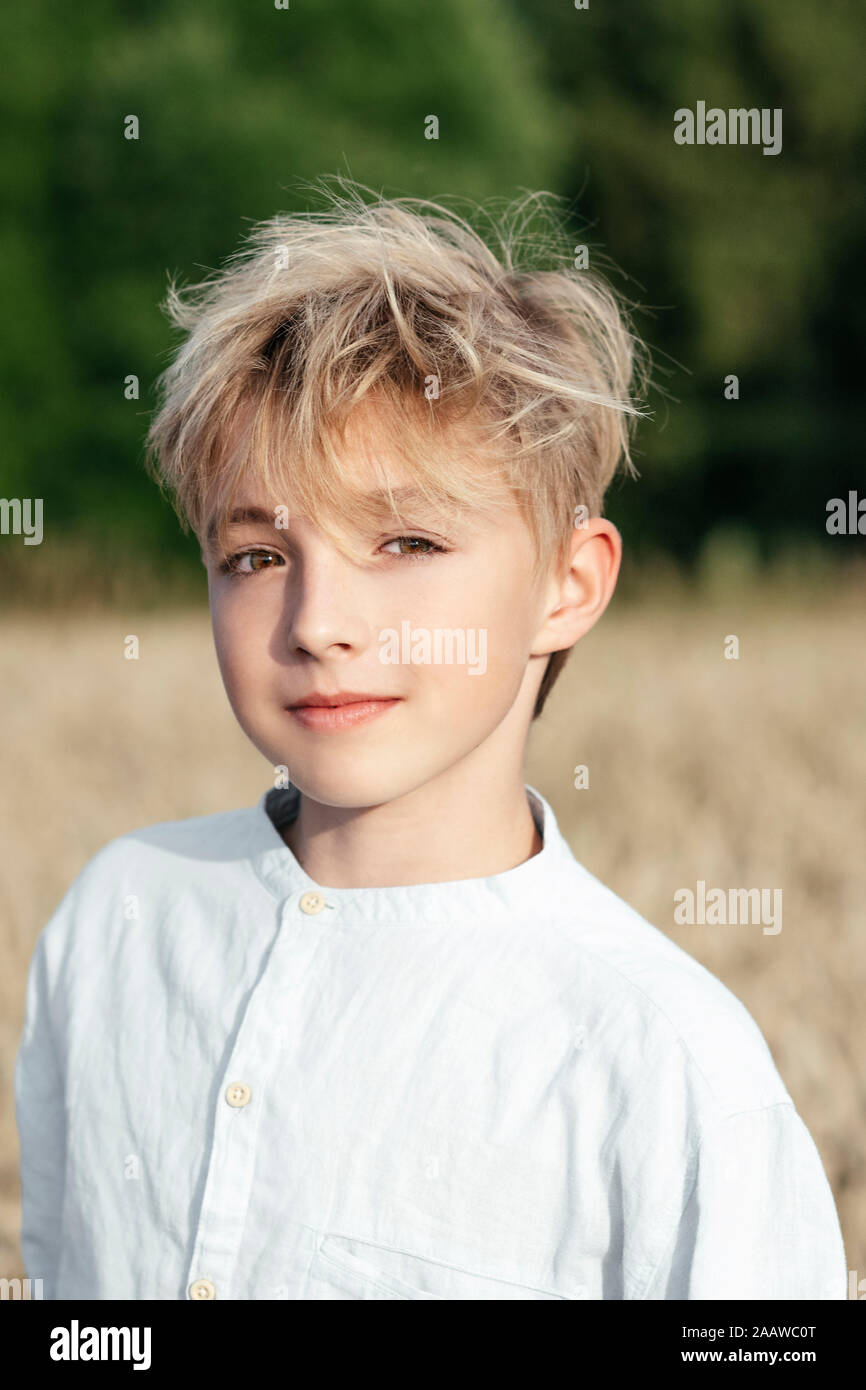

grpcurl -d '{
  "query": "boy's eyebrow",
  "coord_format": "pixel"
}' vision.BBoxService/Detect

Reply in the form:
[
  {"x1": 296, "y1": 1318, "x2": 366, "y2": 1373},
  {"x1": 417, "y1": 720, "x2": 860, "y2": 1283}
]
[
  {"x1": 225, "y1": 506, "x2": 274, "y2": 530},
  {"x1": 206, "y1": 488, "x2": 459, "y2": 541},
  {"x1": 205, "y1": 507, "x2": 273, "y2": 542}
]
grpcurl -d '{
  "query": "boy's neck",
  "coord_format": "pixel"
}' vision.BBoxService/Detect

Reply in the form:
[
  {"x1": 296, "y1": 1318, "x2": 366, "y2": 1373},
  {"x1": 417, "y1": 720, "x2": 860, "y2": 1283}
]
[{"x1": 280, "y1": 769, "x2": 543, "y2": 890}]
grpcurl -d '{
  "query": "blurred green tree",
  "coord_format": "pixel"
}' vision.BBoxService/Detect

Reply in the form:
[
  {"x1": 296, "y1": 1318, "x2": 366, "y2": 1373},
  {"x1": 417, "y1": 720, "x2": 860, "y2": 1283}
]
[
  {"x1": 0, "y1": 0, "x2": 566, "y2": 583},
  {"x1": 514, "y1": 0, "x2": 866, "y2": 563},
  {"x1": 1, "y1": 0, "x2": 864, "y2": 601}
]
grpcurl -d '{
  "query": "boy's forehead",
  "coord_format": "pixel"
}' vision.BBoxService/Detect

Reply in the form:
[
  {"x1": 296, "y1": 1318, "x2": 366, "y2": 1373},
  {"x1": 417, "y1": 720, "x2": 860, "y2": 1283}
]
[
  {"x1": 220, "y1": 484, "x2": 456, "y2": 532},
  {"x1": 214, "y1": 393, "x2": 514, "y2": 528},
  {"x1": 222, "y1": 394, "x2": 430, "y2": 490}
]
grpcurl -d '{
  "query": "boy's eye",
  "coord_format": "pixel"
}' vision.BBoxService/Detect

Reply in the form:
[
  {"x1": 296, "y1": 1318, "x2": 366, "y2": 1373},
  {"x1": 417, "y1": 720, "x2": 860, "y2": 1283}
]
[
  {"x1": 219, "y1": 536, "x2": 447, "y2": 576},
  {"x1": 381, "y1": 536, "x2": 447, "y2": 560},
  {"x1": 221, "y1": 548, "x2": 285, "y2": 576}
]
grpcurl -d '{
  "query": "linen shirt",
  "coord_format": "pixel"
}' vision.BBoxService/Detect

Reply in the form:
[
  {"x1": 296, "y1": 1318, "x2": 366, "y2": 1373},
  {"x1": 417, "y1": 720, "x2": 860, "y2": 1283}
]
[{"x1": 15, "y1": 782, "x2": 847, "y2": 1300}]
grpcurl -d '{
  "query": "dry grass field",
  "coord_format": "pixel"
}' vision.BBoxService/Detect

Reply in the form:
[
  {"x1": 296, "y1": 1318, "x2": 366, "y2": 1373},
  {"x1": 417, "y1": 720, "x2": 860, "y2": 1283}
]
[{"x1": 2, "y1": 577, "x2": 864, "y2": 1293}]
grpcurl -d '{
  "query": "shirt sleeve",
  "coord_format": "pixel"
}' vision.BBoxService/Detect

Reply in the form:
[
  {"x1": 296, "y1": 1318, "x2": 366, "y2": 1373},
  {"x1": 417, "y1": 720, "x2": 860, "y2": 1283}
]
[
  {"x1": 14, "y1": 928, "x2": 67, "y2": 1301},
  {"x1": 642, "y1": 1102, "x2": 848, "y2": 1300}
]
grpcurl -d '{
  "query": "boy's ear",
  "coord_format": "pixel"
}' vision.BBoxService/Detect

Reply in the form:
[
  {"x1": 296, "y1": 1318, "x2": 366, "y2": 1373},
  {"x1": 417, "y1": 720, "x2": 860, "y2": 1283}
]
[{"x1": 531, "y1": 518, "x2": 621, "y2": 657}]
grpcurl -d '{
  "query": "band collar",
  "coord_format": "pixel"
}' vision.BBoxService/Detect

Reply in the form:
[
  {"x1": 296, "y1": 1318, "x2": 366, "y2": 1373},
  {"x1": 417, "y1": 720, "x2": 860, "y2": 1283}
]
[{"x1": 245, "y1": 780, "x2": 572, "y2": 926}]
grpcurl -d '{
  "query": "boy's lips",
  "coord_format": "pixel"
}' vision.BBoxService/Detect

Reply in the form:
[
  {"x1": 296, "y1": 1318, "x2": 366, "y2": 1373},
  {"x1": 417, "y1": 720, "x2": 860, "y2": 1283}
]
[
  {"x1": 286, "y1": 694, "x2": 403, "y2": 732},
  {"x1": 289, "y1": 691, "x2": 397, "y2": 708}
]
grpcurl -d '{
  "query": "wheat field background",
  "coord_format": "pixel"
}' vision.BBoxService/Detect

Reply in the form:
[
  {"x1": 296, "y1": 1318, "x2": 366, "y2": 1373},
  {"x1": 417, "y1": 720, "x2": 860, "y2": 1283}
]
[{"x1": 2, "y1": 576, "x2": 864, "y2": 1292}]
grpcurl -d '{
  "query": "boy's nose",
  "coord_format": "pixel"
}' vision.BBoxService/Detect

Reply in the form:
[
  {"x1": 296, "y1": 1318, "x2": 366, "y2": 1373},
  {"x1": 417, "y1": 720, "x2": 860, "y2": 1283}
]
[{"x1": 284, "y1": 567, "x2": 371, "y2": 660}]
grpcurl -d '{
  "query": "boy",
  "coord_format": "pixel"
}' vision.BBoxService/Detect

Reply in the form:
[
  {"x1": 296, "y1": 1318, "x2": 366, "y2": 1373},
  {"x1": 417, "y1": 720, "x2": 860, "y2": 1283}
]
[{"x1": 15, "y1": 180, "x2": 846, "y2": 1300}]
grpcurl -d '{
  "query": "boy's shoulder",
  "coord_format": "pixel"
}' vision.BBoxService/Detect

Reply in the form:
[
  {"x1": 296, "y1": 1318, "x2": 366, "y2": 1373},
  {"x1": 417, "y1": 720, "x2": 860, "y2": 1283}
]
[
  {"x1": 75, "y1": 802, "x2": 264, "y2": 880},
  {"x1": 38, "y1": 802, "x2": 268, "y2": 946},
  {"x1": 547, "y1": 848, "x2": 793, "y2": 1120}
]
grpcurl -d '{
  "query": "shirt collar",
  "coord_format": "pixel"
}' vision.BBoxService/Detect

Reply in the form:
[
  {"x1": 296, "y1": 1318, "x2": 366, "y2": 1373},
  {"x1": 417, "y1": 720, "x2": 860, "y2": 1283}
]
[{"x1": 245, "y1": 779, "x2": 574, "y2": 926}]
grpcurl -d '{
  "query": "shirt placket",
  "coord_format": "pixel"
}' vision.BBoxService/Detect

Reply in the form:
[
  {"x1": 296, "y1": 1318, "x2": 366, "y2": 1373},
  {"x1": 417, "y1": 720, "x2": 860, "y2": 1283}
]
[{"x1": 184, "y1": 887, "x2": 333, "y2": 1300}]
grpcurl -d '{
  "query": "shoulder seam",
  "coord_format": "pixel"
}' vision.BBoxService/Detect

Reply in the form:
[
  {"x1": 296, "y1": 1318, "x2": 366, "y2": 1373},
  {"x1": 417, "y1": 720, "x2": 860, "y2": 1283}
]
[{"x1": 555, "y1": 932, "x2": 790, "y2": 1113}]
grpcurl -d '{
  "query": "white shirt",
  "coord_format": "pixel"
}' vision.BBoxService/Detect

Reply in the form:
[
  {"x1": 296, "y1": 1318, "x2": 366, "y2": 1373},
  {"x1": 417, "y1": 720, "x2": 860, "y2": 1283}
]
[{"x1": 15, "y1": 782, "x2": 847, "y2": 1300}]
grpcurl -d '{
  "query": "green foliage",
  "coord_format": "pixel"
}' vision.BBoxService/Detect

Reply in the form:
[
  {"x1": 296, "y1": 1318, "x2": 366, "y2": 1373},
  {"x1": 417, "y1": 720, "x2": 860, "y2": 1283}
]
[
  {"x1": 514, "y1": 0, "x2": 866, "y2": 559},
  {"x1": 0, "y1": 0, "x2": 863, "y2": 592},
  {"x1": 0, "y1": 0, "x2": 563, "y2": 573}
]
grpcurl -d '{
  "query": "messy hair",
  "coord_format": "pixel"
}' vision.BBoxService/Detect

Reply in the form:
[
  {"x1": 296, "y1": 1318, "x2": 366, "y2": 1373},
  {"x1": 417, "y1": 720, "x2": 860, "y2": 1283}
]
[{"x1": 144, "y1": 174, "x2": 649, "y2": 718}]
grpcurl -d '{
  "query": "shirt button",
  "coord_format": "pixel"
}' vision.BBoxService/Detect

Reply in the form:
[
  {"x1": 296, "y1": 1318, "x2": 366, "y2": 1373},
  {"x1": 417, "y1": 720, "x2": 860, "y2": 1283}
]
[
  {"x1": 299, "y1": 891, "x2": 325, "y2": 914},
  {"x1": 225, "y1": 1081, "x2": 252, "y2": 1108},
  {"x1": 189, "y1": 1278, "x2": 216, "y2": 1300}
]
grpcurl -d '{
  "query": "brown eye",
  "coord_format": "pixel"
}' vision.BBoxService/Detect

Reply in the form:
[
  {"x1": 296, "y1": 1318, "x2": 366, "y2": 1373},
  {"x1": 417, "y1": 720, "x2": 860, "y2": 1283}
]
[
  {"x1": 382, "y1": 536, "x2": 445, "y2": 558},
  {"x1": 248, "y1": 550, "x2": 280, "y2": 571},
  {"x1": 221, "y1": 548, "x2": 285, "y2": 577}
]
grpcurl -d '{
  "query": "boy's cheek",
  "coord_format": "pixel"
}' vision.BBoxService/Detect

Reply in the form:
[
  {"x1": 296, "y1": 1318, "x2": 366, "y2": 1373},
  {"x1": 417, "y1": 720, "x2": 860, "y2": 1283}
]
[{"x1": 209, "y1": 620, "x2": 268, "y2": 710}]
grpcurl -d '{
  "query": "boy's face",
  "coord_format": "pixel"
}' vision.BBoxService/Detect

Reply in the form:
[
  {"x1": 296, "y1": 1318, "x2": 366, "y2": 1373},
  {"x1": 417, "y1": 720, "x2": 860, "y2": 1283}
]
[{"x1": 204, "y1": 408, "x2": 562, "y2": 810}]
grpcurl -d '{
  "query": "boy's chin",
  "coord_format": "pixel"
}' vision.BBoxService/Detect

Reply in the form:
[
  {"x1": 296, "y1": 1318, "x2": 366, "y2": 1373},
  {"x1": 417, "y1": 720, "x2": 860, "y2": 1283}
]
[{"x1": 271, "y1": 757, "x2": 435, "y2": 813}]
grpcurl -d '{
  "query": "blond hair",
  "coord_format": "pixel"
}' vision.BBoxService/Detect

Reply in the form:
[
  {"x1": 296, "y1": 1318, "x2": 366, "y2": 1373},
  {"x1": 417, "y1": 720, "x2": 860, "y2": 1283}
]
[{"x1": 144, "y1": 175, "x2": 648, "y2": 717}]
